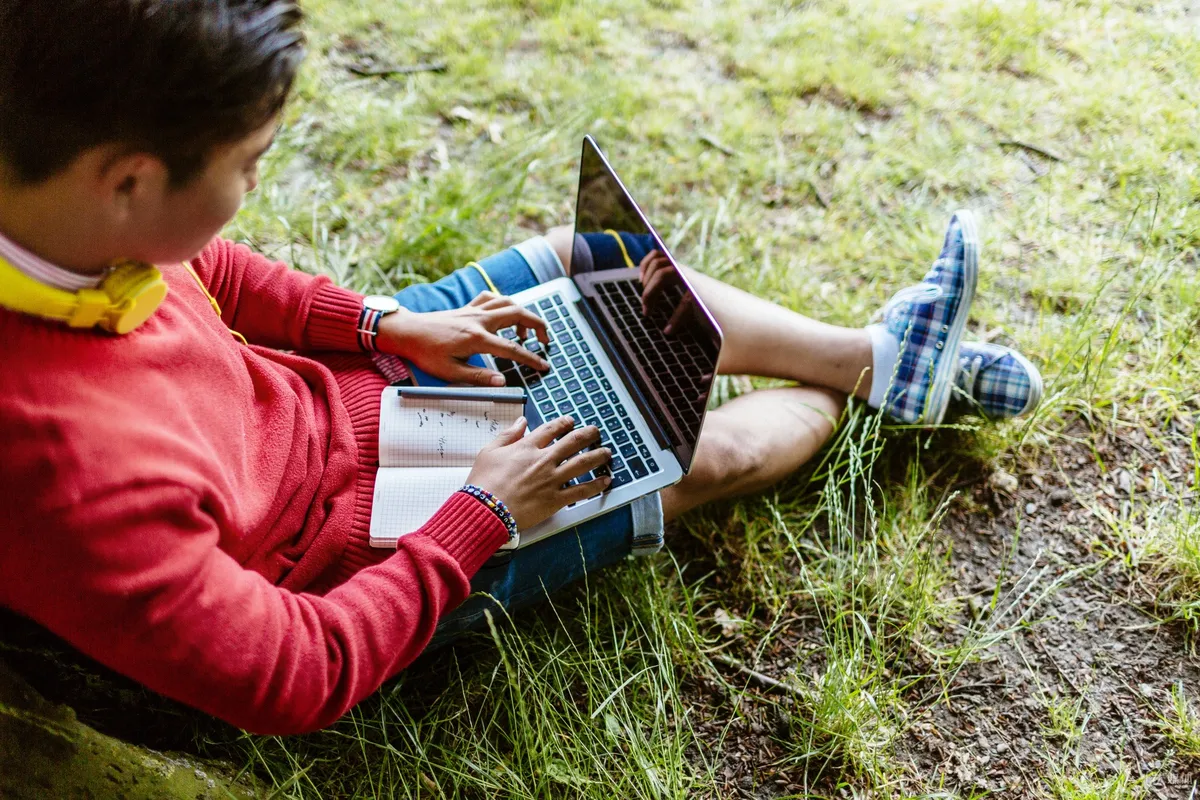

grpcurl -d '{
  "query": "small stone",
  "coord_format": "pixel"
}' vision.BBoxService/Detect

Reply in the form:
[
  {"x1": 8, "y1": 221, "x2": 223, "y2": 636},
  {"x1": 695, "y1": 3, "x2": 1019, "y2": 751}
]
[
  {"x1": 1049, "y1": 489, "x2": 1072, "y2": 506},
  {"x1": 989, "y1": 469, "x2": 1019, "y2": 495},
  {"x1": 1025, "y1": 502, "x2": 1037, "y2": 515},
  {"x1": 713, "y1": 608, "x2": 743, "y2": 638}
]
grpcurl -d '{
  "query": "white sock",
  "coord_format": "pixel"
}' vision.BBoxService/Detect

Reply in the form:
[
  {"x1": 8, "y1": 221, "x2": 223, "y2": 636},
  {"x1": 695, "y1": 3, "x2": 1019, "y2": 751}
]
[{"x1": 866, "y1": 323, "x2": 899, "y2": 409}]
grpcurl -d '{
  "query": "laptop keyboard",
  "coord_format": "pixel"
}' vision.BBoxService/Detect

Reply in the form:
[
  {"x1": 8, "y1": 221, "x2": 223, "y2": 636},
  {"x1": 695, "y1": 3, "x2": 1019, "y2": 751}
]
[
  {"x1": 494, "y1": 293, "x2": 661, "y2": 495},
  {"x1": 595, "y1": 279, "x2": 711, "y2": 437}
]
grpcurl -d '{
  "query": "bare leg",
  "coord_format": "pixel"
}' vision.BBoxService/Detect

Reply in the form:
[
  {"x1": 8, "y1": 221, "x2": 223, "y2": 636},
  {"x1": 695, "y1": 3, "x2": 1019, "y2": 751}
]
[
  {"x1": 660, "y1": 386, "x2": 844, "y2": 521},
  {"x1": 683, "y1": 269, "x2": 872, "y2": 399},
  {"x1": 543, "y1": 226, "x2": 874, "y2": 400}
]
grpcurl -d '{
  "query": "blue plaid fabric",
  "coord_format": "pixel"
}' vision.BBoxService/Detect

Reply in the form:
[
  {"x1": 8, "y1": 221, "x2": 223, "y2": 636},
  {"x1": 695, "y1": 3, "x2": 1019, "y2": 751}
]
[
  {"x1": 879, "y1": 210, "x2": 979, "y2": 425},
  {"x1": 953, "y1": 342, "x2": 1043, "y2": 419}
]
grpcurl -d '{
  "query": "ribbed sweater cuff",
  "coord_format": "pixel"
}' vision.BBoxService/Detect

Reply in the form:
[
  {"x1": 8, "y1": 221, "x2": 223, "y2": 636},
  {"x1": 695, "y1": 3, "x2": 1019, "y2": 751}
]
[
  {"x1": 307, "y1": 283, "x2": 364, "y2": 351},
  {"x1": 415, "y1": 491, "x2": 510, "y2": 577}
]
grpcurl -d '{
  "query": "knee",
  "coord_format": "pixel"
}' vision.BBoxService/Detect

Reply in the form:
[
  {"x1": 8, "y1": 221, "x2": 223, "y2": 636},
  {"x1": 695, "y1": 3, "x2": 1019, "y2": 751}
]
[
  {"x1": 544, "y1": 225, "x2": 574, "y2": 272},
  {"x1": 686, "y1": 423, "x2": 771, "y2": 490},
  {"x1": 731, "y1": 428, "x2": 775, "y2": 483}
]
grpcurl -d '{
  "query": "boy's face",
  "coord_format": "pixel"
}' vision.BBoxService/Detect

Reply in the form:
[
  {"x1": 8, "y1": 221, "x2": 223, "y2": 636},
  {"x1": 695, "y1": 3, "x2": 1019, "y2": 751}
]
[{"x1": 131, "y1": 117, "x2": 278, "y2": 265}]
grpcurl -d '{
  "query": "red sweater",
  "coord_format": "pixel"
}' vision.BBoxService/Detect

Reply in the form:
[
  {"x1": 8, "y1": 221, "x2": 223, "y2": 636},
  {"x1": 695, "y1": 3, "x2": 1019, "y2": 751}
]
[{"x1": 0, "y1": 238, "x2": 509, "y2": 734}]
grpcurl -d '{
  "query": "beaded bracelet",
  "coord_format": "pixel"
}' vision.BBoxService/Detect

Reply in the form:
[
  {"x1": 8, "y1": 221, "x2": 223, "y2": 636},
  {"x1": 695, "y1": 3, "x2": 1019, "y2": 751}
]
[{"x1": 458, "y1": 484, "x2": 519, "y2": 543}]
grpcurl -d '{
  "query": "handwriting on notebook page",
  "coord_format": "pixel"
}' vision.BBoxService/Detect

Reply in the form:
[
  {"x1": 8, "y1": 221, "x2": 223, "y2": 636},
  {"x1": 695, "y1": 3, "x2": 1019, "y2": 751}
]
[{"x1": 378, "y1": 394, "x2": 522, "y2": 468}]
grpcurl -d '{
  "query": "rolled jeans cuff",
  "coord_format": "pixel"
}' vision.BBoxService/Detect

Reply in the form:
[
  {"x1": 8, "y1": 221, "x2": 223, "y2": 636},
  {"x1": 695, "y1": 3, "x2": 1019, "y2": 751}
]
[
  {"x1": 630, "y1": 492, "x2": 665, "y2": 557},
  {"x1": 512, "y1": 237, "x2": 567, "y2": 285}
]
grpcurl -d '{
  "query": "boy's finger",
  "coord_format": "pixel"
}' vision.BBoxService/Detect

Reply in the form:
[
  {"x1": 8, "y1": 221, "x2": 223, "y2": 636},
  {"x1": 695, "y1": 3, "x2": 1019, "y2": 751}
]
[
  {"x1": 547, "y1": 425, "x2": 601, "y2": 462},
  {"x1": 451, "y1": 362, "x2": 507, "y2": 387},
  {"x1": 642, "y1": 257, "x2": 677, "y2": 309},
  {"x1": 489, "y1": 308, "x2": 549, "y2": 344},
  {"x1": 477, "y1": 295, "x2": 511, "y2": 311},
  {"x1": 486, "y1": 334, "x2": 550, "y2": 372},
  {"x1": 641, "y1": 268, "x2": 670, "y2": 314},
  {"x1": 638, "y1": 250, "x2": 657, "y2": 272},
  {"x1": 493, "y1": 416, "x2": 527, "y2": 445},
  {"x1": 469, "y1": 291, "x2": 497, "y2": 306},
  {"x1": 639, "y1": 250, "x2": 667, "y2": 284},
  {"x1": 564, "y1": 475, "x2": 612, "y2": 504},
  {"x1": 527, "y1": 415, "x2": 575, "y2": 447},
  {"x1": 557, "y1": 446, "x2": 612, "y2": 480},
  {"x1": 664, "y1": 294, "x2": 694, "y2": 335}
]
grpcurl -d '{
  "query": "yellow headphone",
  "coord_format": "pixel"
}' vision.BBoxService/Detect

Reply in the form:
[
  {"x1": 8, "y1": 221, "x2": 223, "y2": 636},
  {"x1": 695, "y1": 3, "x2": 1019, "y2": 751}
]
[
  {"x1": 0, "y1": 252, "x2": 245, "y2": 342},
  {"x1": 0, "y1": 254, "x2": 166, "y2": 334}
]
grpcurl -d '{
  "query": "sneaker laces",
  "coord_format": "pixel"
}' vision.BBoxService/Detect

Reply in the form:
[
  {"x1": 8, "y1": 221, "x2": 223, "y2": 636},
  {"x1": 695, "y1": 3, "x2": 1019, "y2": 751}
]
[
  {"x1": 886, "y1": 283, "x2": 943, "y2": 309},
  {"x1": 874, "y1": 283, "x2": 943, "y2": 326},
  {"x1": 957, "y1": 352, "x2": 984, "y2": 395}
]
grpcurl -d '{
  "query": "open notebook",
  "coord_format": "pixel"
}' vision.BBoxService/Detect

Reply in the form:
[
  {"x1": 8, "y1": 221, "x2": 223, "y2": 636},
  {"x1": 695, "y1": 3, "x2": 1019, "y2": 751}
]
[{"x1": 369, "y1": 386, "x2": 526, "y2": 548}]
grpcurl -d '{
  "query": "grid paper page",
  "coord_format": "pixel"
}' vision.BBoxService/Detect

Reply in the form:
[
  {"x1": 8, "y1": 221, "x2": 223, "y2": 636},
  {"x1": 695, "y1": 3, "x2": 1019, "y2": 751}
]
[
  {"x1": 378, "y1": 388, "x2": 523, "y2": 468},
  {"x1": 369, "y1": 466, "x2": 472, "y2": 545}
]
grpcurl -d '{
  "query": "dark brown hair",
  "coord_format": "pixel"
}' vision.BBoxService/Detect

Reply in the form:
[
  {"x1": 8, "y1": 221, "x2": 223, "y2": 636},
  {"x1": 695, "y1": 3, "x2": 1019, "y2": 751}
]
[{"x1": 0, "y1": 0, "x2": 305, "y2": 186}]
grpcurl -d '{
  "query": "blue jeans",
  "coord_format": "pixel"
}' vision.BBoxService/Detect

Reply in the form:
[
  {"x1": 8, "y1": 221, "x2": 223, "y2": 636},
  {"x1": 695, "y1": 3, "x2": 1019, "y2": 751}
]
[{"x1": 387, "y1": 238, "x2": 665, "y2": 645}]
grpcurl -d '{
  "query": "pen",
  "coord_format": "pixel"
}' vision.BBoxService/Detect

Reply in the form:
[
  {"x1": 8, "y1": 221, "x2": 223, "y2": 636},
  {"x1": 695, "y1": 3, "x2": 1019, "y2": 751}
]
[{"x1": 396, "y1": 386, "x2": 528, "y2": 404}]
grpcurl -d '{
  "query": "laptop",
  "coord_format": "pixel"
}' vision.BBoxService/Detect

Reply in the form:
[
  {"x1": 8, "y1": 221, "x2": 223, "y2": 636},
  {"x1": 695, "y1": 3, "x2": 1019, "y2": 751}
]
[{"x1": 489, "y1": 136, "x2": 725, "y2": 547}]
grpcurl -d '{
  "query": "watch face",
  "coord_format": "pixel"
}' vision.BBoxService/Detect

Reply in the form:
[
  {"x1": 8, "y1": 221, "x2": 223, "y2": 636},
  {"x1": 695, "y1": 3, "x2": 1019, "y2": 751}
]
[{"x1": 364, "y1": 295, "x2": 401, "y2": 313}]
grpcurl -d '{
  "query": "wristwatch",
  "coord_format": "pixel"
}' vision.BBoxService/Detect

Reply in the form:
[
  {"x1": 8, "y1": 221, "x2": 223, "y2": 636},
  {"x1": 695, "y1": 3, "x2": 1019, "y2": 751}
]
[{"x1": 357, "y1": 295, "x2": 401, "y2": 352}]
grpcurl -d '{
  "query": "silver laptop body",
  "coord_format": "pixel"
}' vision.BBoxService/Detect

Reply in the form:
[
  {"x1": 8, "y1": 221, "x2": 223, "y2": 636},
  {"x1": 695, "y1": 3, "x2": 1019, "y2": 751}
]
[{"x1": 488, "y1": 136, "x2": 724, "y2": 548}]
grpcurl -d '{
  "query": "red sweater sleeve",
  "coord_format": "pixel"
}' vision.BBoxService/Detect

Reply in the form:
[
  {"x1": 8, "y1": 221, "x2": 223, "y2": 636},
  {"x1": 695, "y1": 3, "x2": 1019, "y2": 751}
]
[
  {"x1": 0, "y1": 484, "x2": 508, "y2": 735},
  {"x1": 188, "y1": 237, "x2": 364, "y2": 351}
]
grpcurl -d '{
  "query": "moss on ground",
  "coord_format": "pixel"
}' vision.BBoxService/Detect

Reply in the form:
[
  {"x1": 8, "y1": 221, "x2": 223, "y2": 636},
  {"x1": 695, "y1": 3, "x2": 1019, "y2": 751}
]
[{"x1": 0, "y1": 659, "x2": 259, "y2": 799}]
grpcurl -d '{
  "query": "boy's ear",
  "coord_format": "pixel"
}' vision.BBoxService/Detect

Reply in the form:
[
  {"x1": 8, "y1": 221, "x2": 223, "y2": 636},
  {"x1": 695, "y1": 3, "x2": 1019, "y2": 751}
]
[{"x1": 88, "y1": 147, "x2": 171, "y2": 223}]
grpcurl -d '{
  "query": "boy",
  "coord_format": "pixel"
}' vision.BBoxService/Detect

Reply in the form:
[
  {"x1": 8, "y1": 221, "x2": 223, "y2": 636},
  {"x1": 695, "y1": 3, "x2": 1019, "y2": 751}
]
[{"x1": 0, "y1": 0, "x2": 1041, "y2": 736}]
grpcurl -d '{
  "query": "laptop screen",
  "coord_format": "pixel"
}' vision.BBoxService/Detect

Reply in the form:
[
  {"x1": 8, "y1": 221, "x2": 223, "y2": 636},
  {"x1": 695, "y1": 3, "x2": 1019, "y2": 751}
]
[{"x1": 569, "y1": 136, "x2": 722, "y2": 473}]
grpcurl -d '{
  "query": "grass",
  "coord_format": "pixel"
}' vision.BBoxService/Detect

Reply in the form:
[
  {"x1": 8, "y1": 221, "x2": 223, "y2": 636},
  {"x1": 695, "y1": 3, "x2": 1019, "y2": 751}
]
[
  {"x1": 1157, "y1": 683, "x2": 1200, "y2": 762},
  {"x1": 1043, "y1": 692, "x2": 1087, "y2": 749},
  {"x1": 11, "y1": 0, "x2": 1198, "y2": 797},
  {"x1": 1043, "y1": 765, "x2": 1157, "y2": 800},
  {"x1": 1095, "y1": 495, "x2": 1200, "y2": 633},
  {"x1": 213, "y1": 0, "x2": 1200, "y2": 795}
]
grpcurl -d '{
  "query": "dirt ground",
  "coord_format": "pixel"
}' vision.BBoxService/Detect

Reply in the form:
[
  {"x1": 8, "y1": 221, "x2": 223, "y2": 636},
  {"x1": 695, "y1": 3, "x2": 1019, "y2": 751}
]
[
  {"x1": 910, "y1": 425, "x2": 1200, "y2": 798},
  {"x1": 675, "y1": 414, "x2": 1200, "y2": 799}
]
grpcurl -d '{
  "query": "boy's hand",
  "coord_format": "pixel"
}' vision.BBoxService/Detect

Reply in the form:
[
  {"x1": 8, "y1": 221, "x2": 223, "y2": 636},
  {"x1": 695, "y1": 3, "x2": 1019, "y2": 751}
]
[
  {"x1": 466, "y1": 416, "x2": 612, "y2": 530},
  {"x1": 376, "y1": 292, "x2": 550, "y2": 386}
]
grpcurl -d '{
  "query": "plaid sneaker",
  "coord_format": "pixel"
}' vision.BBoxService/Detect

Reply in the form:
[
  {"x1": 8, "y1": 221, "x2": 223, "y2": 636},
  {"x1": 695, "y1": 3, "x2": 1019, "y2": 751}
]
[
  {"x1": 952, "y1": 342, "x2": 1043, "y2": 419},
  {"x1": 877, "y1": 210, "x2": 979, "y2": 425}
]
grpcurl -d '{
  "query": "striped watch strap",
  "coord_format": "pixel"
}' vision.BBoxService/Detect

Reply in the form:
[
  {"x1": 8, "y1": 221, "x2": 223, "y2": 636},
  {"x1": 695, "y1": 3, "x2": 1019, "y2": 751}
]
[{"x1": 357, "y1": 306, "x2": 383, "y2": 352}]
